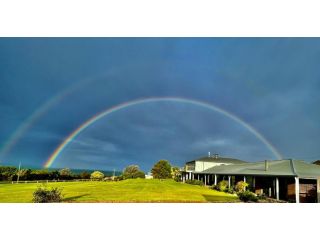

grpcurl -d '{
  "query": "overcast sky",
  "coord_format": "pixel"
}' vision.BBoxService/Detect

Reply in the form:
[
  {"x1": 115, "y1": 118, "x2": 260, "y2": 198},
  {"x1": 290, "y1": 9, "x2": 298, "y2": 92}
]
[{"x1": 0, "y1": 38, "x2": 319, "y2": 171}]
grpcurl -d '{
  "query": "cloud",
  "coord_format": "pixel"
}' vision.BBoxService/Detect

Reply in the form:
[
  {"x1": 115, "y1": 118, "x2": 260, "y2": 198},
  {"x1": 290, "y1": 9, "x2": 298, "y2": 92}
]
[{"x1": 192, "y1": 138, "x2": 231, "y2": 150}]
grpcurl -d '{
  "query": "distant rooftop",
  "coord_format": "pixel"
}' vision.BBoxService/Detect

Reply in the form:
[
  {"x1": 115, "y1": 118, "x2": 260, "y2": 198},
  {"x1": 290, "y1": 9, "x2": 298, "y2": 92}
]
[{"x1": 201, "y1": 159, "x2": 320, "y2": 178}]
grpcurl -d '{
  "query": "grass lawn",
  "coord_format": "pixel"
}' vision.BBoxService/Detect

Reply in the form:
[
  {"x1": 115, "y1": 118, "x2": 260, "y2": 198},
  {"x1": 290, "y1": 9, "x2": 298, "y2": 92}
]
[{"x1": 0, "y1": 179, "x2": 239, "y2": 203}]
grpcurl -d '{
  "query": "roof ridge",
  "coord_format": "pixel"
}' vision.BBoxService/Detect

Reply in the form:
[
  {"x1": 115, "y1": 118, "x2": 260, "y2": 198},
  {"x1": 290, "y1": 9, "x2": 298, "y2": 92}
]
[{"x1": 289, "y1": 159, "x2": 297, "y2": 176}]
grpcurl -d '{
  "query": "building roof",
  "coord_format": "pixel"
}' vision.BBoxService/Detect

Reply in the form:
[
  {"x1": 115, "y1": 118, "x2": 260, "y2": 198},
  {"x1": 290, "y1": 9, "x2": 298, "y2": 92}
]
[
  {"x1": 186, "y1": 156, "x2": 246, "y2": 165},
  {"x1": 200, "y1": 159, "x2": 320, "y2": 178}
]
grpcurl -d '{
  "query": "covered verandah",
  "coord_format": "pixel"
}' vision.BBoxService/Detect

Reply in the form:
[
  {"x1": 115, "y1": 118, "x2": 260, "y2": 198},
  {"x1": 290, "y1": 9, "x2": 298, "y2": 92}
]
[{"x1": 182, "y1": 160, "x2": 320, "y2": 203}]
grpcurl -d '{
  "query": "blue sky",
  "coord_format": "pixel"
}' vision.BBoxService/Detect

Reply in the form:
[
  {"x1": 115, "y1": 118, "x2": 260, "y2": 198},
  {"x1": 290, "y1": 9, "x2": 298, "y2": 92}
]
[{"x1": 0, "y1": 38, "x2": 320, "y2": 171}]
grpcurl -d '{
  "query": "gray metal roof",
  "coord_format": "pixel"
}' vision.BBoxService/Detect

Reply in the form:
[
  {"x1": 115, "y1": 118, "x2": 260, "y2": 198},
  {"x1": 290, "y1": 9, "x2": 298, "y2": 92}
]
[
  {"x1": 186, "y1": 156, "x2": 246, "y2": 164},
  {"x1": 200, "y1": 159, "x2": 320, "y2": 178}
]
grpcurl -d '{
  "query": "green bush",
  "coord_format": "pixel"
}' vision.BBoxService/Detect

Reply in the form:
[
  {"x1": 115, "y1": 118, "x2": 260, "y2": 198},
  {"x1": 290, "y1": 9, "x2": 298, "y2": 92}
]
[
  {"x1": 33, "y1": 185, "x2": 63, "y2": 203},
  {"x1": 211, "y1": 184, "x2": 218, "y2": 190},
  {"x1": 115, "y1": 175, "x2": 124, "y2": 181},
  {"x1": 217, "y1": 180, "x2": 228, "y2": 192},
  {"x1": 237, "y1": 191, "x2": 258, "y2": 202},
  {"x1": 185, "y1": 179, "x2": 204, "y2": 186},
  {"x1": 174, "y1": 175, "x2": 182, "y2": 182},
  {"x1": 235, "y1": 181, "x2": 249, "y2": 193},
  {"x1": 257, "y1": 194, "x2": 266, "y2": 200},
  {"x1": 171, "y1": 167, "x2": 181, "y2": 181},
  {"x1": 226, "y1": 188, "x2": 235, "y2": 194}
]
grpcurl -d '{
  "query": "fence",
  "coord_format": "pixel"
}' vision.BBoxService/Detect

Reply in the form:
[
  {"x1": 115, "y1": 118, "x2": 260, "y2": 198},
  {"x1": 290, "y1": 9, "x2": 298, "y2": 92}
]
[{"x1": 0, "y1": 179, "x2": 107, "y2": 184}]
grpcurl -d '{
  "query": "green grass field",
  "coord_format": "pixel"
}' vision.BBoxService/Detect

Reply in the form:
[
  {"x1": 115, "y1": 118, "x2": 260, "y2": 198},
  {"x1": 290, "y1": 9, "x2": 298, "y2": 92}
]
[{"x1": 0, "y1": 179, "x2": 239, "y2": 203}]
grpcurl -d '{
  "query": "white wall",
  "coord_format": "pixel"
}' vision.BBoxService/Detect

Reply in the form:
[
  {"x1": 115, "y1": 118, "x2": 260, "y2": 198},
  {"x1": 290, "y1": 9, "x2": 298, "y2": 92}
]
[{"x1": 195, "y1": 161, "x2": 231, "y2": 172}]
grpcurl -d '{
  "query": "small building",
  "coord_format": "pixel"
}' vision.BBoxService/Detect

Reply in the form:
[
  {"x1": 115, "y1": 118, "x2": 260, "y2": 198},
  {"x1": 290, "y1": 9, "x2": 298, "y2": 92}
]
[
  {"x1": 145, "y1": 172, "x2": 153, "y2": 179},
  {"x1": 182, "y1": 157, "x2": 320, "y2": 203}
]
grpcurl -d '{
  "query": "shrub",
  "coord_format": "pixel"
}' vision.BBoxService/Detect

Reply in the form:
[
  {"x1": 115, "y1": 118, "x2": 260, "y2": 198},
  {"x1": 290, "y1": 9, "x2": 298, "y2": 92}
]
[
  {"x1": 174, "y1": 175, "x2": 182, "y2": 182},
  {"x1": 227, "y1": 188, "x2": 235, "y2": 194},
  {"x1": 235, "y1": 181, "x2": 249, "y2": 193},
  {"x1": 237, "y1": 191, "x2": 258, "y2": 202},
  {"x1": 217, "y1": 180, "x2": 229, "y2": 192},
  {"x1": 257, "y1": 194, "x2": 266, "y2": 200},
  {"x1": 32, "y1": 185, "x2": 63, "y2": 203},
  {"x1": 114, "y1": 175, "x2": 124, "y2": 181},
  {"x1": 185, "y1": 179, "x2": 204, "y2": 186},
  {"x1": 90, "y1": 171, "x2": 104, "y2": 180},
  {"x1": 171, "y1": 167, "x2": 181, "y2": 181},
  {"x1": 211, "y1": 184, "x2": 218, "y2": 190}
]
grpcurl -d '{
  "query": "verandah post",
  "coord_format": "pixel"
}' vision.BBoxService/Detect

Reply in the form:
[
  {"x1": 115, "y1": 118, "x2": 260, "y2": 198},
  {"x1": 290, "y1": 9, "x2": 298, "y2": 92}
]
[{"x1": 295, "y1": 177, "x2": 300, "y2": 203}]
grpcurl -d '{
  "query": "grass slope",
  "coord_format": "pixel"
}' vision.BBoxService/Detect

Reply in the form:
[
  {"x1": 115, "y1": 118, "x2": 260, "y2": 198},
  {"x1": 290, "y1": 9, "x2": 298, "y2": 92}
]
[{"x1": 0, "y1": 179, "x2": 239, "y2": 203}]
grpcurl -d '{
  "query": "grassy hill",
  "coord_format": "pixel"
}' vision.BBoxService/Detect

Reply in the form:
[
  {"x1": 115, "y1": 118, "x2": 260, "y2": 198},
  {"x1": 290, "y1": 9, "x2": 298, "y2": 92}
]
[{"x1": 0, "y1": 179, "x2": 239, "y2": 203}]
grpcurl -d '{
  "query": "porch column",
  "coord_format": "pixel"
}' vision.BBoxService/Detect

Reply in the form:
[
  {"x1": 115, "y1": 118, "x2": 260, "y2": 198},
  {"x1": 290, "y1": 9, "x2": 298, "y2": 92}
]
[
  {"x1": 317, "y1": 177, "x2": 320, "y2": 203},
  {"x1": 228, "y1": 176, "x2": 231, "y2": 188},
  {"x1": 204, "y1": 174, "x2": 207, "y2": 186},
  {"x1": 197, "y1": 174, "x2": 199, "y2": 181},
  {"x1": 295, "y1": 177, "x2": 300, "y2": 203},
  {"x1": 214, "y1": 174, "x2": 217, "y2": 185},
  {"x1": 276, "y1": 177, "x2": 279, "y2": 201},
  {"x1": 189, "y1": 172, "x2": 191, "y2": 180},
  {"x1": 243, "y1": 176, "x2": 246, "y2": 191},
  {"x1": 191, "y1": 173, "x2": 194, "y2": 180},
  {"x1": 253, "y1": 176, "x2": 256, "y2": 188},
  {"x1": 183, "y1": 173, "x2": 185, "y2": 183}
]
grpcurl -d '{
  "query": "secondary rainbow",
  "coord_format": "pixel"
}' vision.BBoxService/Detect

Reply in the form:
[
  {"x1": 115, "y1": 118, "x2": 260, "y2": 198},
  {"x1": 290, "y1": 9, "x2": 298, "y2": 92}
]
[
  {"x1": 44, "y1": 97, "x2": 282, "y2": 168},
  {"x1": 0, "y1": 72, "x2": 113, "y2": 162}
]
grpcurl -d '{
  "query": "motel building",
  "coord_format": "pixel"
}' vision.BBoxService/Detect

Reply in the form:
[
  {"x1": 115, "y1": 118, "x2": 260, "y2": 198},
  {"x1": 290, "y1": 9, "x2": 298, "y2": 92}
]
[{"x1": 181, "y1": 154, "x2": 320, "y2": 203}]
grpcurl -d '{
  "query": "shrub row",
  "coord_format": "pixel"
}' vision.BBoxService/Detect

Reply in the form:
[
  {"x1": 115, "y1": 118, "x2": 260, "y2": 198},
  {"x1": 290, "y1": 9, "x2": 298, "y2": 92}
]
[
  {"x1": 237, "y1": 191, "x2": 258, "y2": 202},
  {"x1": 185, "y1": 179, "x2": 204, "y2": 186}
]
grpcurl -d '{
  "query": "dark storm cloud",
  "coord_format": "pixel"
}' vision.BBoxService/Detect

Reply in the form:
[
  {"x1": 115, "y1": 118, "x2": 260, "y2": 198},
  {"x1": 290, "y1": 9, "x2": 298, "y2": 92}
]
[{"x1": 1, "y1": 38, "x2": 320, "y2": 170}]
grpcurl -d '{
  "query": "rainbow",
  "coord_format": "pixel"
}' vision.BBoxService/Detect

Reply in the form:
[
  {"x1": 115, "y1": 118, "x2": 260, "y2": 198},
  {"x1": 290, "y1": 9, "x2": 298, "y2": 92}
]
[
  {"x1": 44, "y1": 97, "x2": 282, "y2": 168},
  {"x1": 0, "y1": 73, "x2": 112, "y2": 162}
]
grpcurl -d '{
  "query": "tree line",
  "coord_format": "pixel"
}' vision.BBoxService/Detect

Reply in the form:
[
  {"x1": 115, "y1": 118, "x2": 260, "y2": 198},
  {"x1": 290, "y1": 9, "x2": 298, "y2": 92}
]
[
  {"x1": 0, "y1": 166, "x2": 91, "y2": 181},
  {"x1": 0, "y1": 159, "x2": 181, "y2": 182}
]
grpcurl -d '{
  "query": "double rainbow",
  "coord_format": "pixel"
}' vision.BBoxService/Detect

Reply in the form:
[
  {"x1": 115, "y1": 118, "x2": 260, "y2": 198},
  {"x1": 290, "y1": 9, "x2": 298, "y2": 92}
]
[{"x1": 44, "y1": 97, "x2": 282, "y2": 168}]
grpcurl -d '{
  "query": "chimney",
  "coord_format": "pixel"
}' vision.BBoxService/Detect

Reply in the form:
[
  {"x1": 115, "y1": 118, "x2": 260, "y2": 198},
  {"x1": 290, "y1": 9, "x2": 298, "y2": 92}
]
[{"x1": 265, "y1": 160, "x2": 269, "y2": 171}]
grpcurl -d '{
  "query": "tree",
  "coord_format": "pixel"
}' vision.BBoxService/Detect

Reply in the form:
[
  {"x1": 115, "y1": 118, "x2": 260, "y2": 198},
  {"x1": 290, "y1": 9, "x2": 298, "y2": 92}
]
[
  {"x1": 18, "y1": 169, "x2": 32, "y2": 181},
  {"x1": 151, "y1": 160, "x2": 172, "y2": 179},
  {"x1": 90, "y1": 171, "x2": 104, "y2": 180},
  {"x1": 0, "y1": 166, "x2": 17, "y2": 181},
  {"x1": 122, "y1": 165, "x2": 145, "y2": 179},
  {"x1": 59, "y1": 168, "x2": 72, "y2": 179},
  {"x1": 313, "y1": 160, "x2": 320, "y2": 165},
  {"x1": 80, "y1": 171, "x2": 90, "y2": 179}
]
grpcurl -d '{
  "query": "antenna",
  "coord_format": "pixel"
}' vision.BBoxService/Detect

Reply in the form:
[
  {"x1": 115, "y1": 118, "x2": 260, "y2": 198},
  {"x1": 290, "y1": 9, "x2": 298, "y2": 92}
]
[{"x1": 16, "y1": 162, "x2": 21, "y2": 183}]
